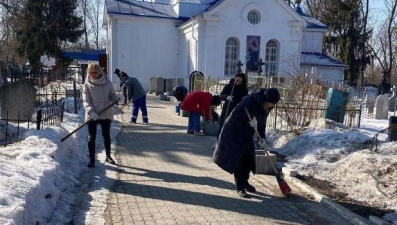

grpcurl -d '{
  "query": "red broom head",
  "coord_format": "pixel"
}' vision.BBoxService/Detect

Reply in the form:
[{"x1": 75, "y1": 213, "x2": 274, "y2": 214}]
[
  {"x1": 279, "y1": 179, "x2": 292, "y2": 196},
  {"x1": 276, "y1": 174, "x2": 292, "y2": 196}
]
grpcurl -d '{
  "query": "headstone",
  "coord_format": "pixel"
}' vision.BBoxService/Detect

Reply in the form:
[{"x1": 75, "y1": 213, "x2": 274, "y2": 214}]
[
  {"x1": 255, "y1": 150, "x2": 276, "y2": 175},
  {"x1": 364, "y1": 94, "x2": 376, "y2": 114},
  {"x1": 165, "y1": 78, "x2": 184, "y2": 95},
  {"x1": 149, "y1": 76, "x2": 157, "y2": 94},
  {"x1": 0, "y1": 122, "x2": 6, "y2": 141},
  {"x1": 389, "y1": 116, "x2": 397, "y2": 141},
  {"x1": 347, "y1": 86, "x2": 356, "y2": 101},
  {"x1": 156, "y1": 77, "x2": 165, "y2": 95},
  {"x1": 0, "y1": 79, "x2": 37, "y2": 120},
  {"x1": 388, "y1": 85, "x2": 397, "y2": 112},
  {"x1": 325, "y1": 88, "x2": 348, "y2": 123},
  {"x1": 374, "y1": 94, "x2": 389, "y2": 119}
]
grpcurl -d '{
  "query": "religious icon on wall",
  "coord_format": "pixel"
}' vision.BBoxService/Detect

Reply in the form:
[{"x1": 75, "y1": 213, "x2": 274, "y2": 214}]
[{"x1": 246, "y1": 36, "x2": 260, "y2": 72}]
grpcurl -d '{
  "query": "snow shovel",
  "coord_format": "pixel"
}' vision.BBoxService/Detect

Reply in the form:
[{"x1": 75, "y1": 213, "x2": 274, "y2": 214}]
[
  {"x1": 244, "y1": 107, "x2": 292, "y2": 196},
  {"x1": 61, "y1": 98, "x2": 120, "y2": 142}
]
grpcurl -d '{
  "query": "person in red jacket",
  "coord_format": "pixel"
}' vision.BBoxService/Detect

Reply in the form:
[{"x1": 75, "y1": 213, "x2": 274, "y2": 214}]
[{"x1": 181, "y1": 91, "x2": 221, "y2": 135}]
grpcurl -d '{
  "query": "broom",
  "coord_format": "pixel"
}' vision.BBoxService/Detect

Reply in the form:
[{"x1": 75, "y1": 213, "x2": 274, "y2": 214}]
[
  {"x1": 224, "y1": 80, "x2": 236, "y2": 117},
  {"x1": 244, "y1": 107, "x2": 292, "y2": 196}
]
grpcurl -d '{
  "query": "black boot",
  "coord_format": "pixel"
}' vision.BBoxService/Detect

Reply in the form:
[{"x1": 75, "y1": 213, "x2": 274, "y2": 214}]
[
  {"x1": 105, "y1": 156, "x2": 116, "y2": 164},
  {"x1": 245, "y1": 183, "x2": 256, "y2": 193},
  {"x1": 87, "y1": 161, "x2": 95, "y2": 168},
  {"x1": 237, "y1": 190, "x2": 249, "y2": 198},
  {"x1": 88, "y1": 141, "x2": 96, "y2": 168}
]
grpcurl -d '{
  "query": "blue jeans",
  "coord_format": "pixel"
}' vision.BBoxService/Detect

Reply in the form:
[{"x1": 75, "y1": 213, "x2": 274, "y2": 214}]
[{"x1": 187, "y1": 112, "x2": 201, "y2": 132}]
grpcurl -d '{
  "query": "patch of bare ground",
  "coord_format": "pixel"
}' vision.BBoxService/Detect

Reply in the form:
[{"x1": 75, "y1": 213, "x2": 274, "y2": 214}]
[{"x1": 296, "y1": 174, "x2": 394, "y2": 219}]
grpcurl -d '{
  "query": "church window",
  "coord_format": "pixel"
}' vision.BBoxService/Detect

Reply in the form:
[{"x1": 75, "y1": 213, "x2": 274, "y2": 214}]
[
  {"x1": 224, "y1": 37, "x2": 240, "y2": 76},
  {"x1": 265, "y1": 40, "x2": 279, "y2": 76},
  {"x1": 247, "y1": 10, "x2": 261, "y2": 25}
]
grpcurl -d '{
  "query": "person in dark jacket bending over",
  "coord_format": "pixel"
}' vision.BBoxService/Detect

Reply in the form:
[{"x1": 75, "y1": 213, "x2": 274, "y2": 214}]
[
  {"x1": 113, "y1": 68, "x2": 128, "y2": 105},
  {"x1": 120, "y1": 72, "x2": 149, "y2": 124},
  {"x1": 213, "y1": 88, "x2": 280, "y2": 198},
  {"x1": 173, "y1": 86, "x2": 188, "y2": 116},
  {"x1": 217, "y1": 73, "x2": 249, "y2": 140}
]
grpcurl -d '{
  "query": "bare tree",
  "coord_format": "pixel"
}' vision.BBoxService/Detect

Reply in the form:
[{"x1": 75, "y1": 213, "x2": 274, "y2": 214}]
[
  {"x1": 77, "y1": 0, "x2": 92, "y2": 48},
  {"x1": 304, "y1": 0, "x2": 326, "y2": 20},
  {"x1": 76, "y1": 0, "x2": 105, "y2": 50},
  {"x1": 367, "y1": 0, "x2": 397, "y2": 93},
  {"x1": 358, "y1": 0, "x2": 370, "y2": 89},
  {"x1": 0, "y1": 1, "x2": 26, "y2": 65},
  {"x1": 87, "y1": 0, "x2": 104, "y2": 50}
]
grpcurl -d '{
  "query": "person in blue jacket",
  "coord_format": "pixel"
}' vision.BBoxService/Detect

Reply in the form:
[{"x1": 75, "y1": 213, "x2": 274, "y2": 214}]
[
  {"x1": 213, "y1": 88, "x2": 280, "y2": 198},
  {"x1": 120, "y1": 72, "x2": 149, "y2": 124}
]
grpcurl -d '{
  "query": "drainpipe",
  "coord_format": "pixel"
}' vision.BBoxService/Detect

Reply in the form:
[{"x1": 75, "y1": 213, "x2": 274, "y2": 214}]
[{"x1": 192, "y1": 16, "x2": 198, "y2": 71}]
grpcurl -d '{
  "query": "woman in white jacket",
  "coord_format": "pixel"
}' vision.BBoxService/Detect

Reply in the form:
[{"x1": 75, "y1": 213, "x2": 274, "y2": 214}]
[{"x1": 82, "y1": 63, "x2": 117, "y2": 167}]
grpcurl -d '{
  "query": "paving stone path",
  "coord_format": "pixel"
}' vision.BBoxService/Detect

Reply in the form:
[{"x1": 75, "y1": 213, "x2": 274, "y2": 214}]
[{"x1": 102, "y1": 95, "x2": 355, "y2": 225}]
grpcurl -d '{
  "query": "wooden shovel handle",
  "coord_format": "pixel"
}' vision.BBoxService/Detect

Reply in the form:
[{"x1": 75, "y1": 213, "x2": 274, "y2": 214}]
[
  {"x1": 61, "y1": 98, "x2": 120, "y2": 142},
  {"x1": 244, "y1": 107, "x2": 279, "y2": 175}
]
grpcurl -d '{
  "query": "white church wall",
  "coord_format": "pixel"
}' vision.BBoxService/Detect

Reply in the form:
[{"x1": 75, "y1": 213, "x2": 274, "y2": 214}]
[
  {"x1": 179, "y1": 20, "x2": 208, "y2": 88},
  {"x1": 196, "y1": 0, "x2": 304, "y2": 79},
  {"x1": 109, "y1": 16, "x2": 181, "y2": 91}
]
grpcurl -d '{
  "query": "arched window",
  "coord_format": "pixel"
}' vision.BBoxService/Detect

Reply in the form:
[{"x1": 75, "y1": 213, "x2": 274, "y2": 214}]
[
  {"x1": 224, "y1": 37, "x2": 240, "y2": 76},
  {"x1": 265, "y1": 40, "x2": 279, "y2": 76}
]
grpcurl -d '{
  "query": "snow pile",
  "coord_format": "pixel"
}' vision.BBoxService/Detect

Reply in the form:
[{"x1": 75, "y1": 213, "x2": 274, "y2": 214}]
[{"x1": 269, "y1": 118, "x2": 397, "y2": 214}]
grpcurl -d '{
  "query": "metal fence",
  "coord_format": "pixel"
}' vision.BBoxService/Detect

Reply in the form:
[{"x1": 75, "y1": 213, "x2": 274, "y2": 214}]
[
  {"x1": 1, "y1": 68, "x2": 84, "y2": 147},
  {"x1": 0, "y1": 102, "x2": 65, "y2": 146},
  {"x1": 265, "y1": 104, "x2": 362, "y2": 131}
]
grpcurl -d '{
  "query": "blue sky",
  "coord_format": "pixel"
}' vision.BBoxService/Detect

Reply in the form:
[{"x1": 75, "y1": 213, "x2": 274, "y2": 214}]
[{"x1": 369, "y1": 0, "x2": 387, "y2": 27}]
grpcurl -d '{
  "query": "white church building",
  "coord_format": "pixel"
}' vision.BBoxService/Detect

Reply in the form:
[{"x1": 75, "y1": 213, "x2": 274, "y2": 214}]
[{"x1": 103, "y1": 0, "x2": 347, "y2": 91}]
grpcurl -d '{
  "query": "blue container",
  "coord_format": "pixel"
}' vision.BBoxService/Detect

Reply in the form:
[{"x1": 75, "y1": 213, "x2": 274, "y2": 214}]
[{"x1": 175, "y1": 105, "x2": 180, "y2": 113}]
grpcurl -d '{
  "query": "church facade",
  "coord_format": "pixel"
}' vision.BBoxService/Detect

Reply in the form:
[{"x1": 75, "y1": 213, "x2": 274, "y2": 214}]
[{"x1": 103, "y1": 0, "x2": 347, "y2": 91}]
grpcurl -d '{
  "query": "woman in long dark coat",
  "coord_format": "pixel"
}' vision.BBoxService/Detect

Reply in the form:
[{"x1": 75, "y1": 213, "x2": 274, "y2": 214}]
[
  {"x1": 213, "y1": 88, "x2": 280, "y2": 198},
  {"x1": 216, "y1": 73, "x2": 248, "y2": 140}
]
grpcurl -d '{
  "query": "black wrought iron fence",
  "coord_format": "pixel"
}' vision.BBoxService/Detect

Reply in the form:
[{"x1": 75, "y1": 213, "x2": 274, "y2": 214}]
[
  {"x1": 266, "y1": 104, "x2": 362, "y2": 130},
  {"x1": 0, "y1": 102, "x2": 65, "y2": 147}
]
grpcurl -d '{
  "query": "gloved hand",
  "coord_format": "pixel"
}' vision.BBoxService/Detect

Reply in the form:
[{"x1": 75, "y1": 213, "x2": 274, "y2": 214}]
[
  {"x1": 248, "y1": 116, "x2": 257, "y2": 129},
  {"x1": 90, "y1": 111, "x2": 99, "y2": 121},
  {"x1": 258, "y1": 138, "x2": 267, "y2": 148},
  {"x1": 226, "y1": 96, "x2": 233, "y2": 102}
]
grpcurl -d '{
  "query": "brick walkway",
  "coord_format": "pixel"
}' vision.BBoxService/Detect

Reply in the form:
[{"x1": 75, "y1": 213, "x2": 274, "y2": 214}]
[{"x1": 104, "y1": 95, "x2": 355, "y2": 225}]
